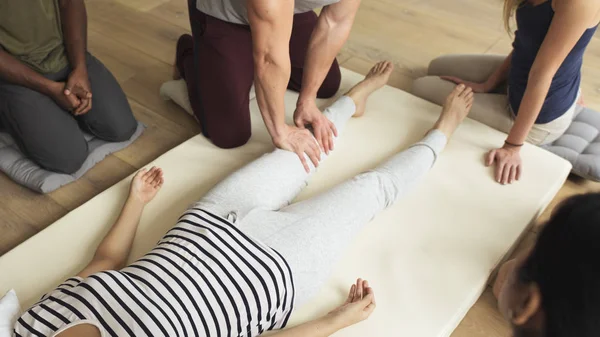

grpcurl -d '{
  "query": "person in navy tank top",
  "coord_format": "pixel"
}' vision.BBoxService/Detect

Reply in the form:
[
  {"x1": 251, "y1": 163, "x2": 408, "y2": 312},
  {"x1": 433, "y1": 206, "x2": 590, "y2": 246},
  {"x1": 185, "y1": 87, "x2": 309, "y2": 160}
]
[{"x1": 415, "y1": 0, "x2": 600, "y2": 185}]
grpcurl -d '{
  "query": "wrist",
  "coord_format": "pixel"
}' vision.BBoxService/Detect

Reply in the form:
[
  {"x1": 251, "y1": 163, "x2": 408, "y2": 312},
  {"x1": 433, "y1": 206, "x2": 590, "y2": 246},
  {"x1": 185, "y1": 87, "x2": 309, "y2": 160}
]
[
  {"x1": 271, "y1": 123, "x2": 290, "y2": 145},
  {"x1": 482, "y1": 79, "x2": 495, "y2": 93},
  {"x1": 502, "y1": 141, "x2": 522, "y2": 152},
  {"x1": 127, "y1": 193, "x2": 148, "y2": 209},
  {"x1": 43, "y1": 81, "x2": 63, "y2": 97},
  {"x1": 72, "y1": 64, "x2": 88, "y2": 76},
  {"x1": 297, "y1": 94, "x2": 317, "y2": 108},
  {"x1": 320, "y1": 314, "x2": 346, "y2": 333}
]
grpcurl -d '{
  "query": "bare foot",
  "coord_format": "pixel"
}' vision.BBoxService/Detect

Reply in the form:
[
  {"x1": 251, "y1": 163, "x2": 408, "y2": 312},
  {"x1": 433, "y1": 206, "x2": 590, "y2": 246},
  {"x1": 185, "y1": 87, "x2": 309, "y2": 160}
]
[
  {"x1": 346, "y1": 61, "x2": 394, "y2": 117},
  {"x1": 433, "y1": 84, "x2": 474, "y2": 139}
]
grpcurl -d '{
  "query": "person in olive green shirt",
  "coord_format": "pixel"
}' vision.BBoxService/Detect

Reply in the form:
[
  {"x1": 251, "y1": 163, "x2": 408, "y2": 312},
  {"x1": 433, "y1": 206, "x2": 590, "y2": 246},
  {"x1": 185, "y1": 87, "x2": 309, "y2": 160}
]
[{"x1": 0, "y1": 0, "x2": 137, "y2": 174}]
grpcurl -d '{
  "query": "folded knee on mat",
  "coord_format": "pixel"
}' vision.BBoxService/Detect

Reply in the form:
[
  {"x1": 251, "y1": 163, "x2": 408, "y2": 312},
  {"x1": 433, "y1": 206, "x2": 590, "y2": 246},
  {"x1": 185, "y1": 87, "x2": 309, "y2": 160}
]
[
  {"x1": 316, "y1": 70, "x2": 342, "y2": 99},
  {"x1": 35, "y1": 144, "x2": 88, "y2": 175},
  {"x1": 210, "y1": 127, "x2": 252, "y2": 149},
  {"x1": 92, "y1": 120, "x2": 137, "y2": 143}
]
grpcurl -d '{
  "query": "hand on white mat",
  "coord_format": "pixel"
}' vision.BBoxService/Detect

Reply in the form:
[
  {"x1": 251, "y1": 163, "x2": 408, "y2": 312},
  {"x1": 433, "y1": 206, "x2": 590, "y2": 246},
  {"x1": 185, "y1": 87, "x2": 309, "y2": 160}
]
[
  {"x1": 441, "y1": 76, "x2": 489, "y2": 94},
  {"x1": 65, "y1": 68, "x2": 93, "y2": 116},
  {"x1": 274, "y1": 124, "x2": 322, "y2": 173},
  {"x1": 327, "y1": 279, "x2": 377, "y2": 329},
  {"x1": 294, "y1": 100, "x2": 338, "y2": 155},
  {"x1": 130, "y1": 166, "x2": 164, "y2": 204},
  {"x1": 486, "y1": 146, "x2": 522, "y2": 185}
]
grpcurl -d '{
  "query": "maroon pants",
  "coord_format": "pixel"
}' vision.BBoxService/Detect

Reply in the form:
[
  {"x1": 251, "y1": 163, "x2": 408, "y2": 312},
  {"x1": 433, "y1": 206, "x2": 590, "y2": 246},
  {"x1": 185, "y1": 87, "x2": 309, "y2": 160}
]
[{"x1": 177, "y1": 1, "x2": 341, "y2": 149}]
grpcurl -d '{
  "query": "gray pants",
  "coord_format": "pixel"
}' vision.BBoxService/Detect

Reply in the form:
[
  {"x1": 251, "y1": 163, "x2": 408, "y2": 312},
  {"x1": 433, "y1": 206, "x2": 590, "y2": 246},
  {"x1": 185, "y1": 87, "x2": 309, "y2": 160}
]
[
  {"x1": 0, "y1": 53, "x2": 137, "y2": 174},
  {"x1": 412, "y1": 54, "x2": 575, "y2": 145},
  {"x1": 195, "y1": 96, "x2": 447, "y2": 306}
]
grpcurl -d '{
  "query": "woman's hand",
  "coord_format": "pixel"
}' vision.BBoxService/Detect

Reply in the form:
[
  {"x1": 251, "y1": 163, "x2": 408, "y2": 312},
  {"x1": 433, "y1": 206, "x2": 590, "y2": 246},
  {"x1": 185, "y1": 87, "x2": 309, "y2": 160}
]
[
  {"x1": 485, "y1": 145, "x2": 522, "y2": 185},
  {"x1": 130, "y1": 167, "x2": 164, "y2": 205},
  {"x1": 327, "y1": 279, "x2": 377, "y2": 329},
  {"x1": 441, "y1": 76, "x2": 490, "y2": 93}
]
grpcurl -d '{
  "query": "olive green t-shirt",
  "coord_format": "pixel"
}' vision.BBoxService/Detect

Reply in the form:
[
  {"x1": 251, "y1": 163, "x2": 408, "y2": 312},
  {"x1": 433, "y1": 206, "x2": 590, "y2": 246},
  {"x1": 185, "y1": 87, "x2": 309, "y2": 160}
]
[{"x1": 0, "y1": 0, "x2": 69, "y2": 74}]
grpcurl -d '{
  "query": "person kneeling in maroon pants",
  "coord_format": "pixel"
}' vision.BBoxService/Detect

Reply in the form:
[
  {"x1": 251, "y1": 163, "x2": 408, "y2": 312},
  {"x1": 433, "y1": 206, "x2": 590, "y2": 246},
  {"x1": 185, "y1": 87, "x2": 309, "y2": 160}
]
[{"x1": 176, "y1": 0, "x2": 360, "y2": 172}]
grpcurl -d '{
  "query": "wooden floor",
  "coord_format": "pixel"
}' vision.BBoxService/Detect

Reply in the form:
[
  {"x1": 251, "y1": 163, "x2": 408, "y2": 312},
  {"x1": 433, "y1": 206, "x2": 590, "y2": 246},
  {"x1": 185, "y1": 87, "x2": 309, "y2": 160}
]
[{"x1": 1, "y1": 0, "x2": 599, "y2": 335}]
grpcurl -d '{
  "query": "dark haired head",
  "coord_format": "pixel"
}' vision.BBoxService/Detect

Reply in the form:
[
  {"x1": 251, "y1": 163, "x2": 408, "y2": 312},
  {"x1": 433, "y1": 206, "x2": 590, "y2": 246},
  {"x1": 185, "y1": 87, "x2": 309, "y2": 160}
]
[{"x1": 498, "y1": 192, "x2": 600, "y2": 337}]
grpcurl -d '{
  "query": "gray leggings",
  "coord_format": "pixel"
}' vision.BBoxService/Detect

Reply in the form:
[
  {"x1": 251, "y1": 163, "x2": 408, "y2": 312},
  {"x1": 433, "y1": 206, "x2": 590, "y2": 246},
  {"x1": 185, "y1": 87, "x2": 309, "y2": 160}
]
[
  {"x1": 195, "y1": 96, "x2": 447, "y2": 306},
  {"x1": 0, "y1": 53, "x2": 137, "y2": 174}
]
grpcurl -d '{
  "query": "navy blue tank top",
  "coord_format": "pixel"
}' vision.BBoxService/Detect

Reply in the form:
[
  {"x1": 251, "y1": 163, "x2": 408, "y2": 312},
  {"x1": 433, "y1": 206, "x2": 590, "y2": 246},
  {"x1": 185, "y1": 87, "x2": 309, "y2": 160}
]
[{"x1": 508, "y1": 1, "x2": 598, "y2": 123}]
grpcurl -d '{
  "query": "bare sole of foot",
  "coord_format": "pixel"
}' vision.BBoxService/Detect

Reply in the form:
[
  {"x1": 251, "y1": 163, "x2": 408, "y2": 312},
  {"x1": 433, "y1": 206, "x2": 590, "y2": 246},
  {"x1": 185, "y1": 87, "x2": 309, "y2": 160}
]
[
  {"x1": 346, "y1": 61, "x2": 394, "y2": 117},
  {"x1": 433, "y1": 84, "x2": 474, "y2": 139}
]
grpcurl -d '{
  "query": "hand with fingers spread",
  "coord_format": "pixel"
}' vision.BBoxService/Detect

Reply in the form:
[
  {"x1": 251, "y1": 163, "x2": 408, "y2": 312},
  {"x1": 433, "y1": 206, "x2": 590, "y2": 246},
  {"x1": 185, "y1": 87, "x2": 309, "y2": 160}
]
[
  {"x1": 293, "y1": 100, "x2": 338, "y2": 155},
  {"x1": 485, "y1": 144, "x2": 522, "y2": 185},
  {"x1": 441, "y1": 76, "x2": 490, "y2": 94},
  {"x1": 273, "y1": 124, "x2": 322, "y2": 173},
  {"x1": 130, "y1": 167, "x2": 165, "y2": 205},
  {"x1": 327, "y1": 278, "x2": 377, "y2": 329},
  {"x1": 65, "y1": 68, "x2": 93, "y2": 116}
]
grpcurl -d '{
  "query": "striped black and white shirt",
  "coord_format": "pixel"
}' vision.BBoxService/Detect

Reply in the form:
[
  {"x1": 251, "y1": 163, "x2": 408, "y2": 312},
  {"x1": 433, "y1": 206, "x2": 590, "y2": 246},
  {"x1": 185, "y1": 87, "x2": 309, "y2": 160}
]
[{"x1": 14, "y1": 208, "x2": 295, "y2": 337}]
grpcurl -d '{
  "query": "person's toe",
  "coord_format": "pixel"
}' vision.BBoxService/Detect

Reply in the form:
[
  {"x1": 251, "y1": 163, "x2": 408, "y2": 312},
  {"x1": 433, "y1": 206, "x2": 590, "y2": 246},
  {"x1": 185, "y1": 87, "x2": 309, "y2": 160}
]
[
  {"x1": 453, "y1": 83, "x2": 466, "y2": 97},
  {"x1": 459, "y1": 86, "x2": 473, "y2": 98}
]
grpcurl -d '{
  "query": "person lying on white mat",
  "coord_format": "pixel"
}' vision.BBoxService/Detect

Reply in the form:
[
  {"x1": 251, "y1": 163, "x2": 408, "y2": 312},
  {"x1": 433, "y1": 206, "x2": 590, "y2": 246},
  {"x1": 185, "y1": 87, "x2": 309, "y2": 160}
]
[
  {"x1": 493, "y1": 192, "x2": 600, "y2": 337},
  {"x1": 13, "y1": 62, "x2": 475, "y2": 337}
]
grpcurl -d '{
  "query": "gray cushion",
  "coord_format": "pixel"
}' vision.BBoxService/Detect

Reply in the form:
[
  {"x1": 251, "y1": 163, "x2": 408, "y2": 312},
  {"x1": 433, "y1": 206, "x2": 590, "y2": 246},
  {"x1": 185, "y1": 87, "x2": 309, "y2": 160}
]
[
  {"x1": 0, "y1": 122, "x2": 145, "y2": 193},
  {"x1": 543, "y1": 106, "x2": 600, "y2": 181}
]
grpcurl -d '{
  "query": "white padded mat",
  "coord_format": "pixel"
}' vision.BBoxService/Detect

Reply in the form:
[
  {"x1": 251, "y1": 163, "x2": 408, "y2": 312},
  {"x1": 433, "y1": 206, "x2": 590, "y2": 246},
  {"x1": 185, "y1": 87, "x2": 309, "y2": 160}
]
[{"x1": 0, "y1": 69, "x2": 571, "y2": 337}]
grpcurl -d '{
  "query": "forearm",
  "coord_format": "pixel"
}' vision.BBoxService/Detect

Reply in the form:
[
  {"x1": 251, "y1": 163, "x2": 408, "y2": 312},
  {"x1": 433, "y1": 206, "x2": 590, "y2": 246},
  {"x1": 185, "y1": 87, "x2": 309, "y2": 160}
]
[
  {"x1": 484, "y1": 51, "x2": 513, "y2": 91},
  {"x1": 93, "y1": 196, "x2": 145, "y2": 268},
  {"x1": 297, "y1": 12, "x2": 352, "y2": 104},
  {"x1": 59, "y1": 0, "x2": 88, "y2": 71},
  {"x1": 254, "y1": 57, "x2": 292, "y2": 142},
  {"x1": 507, "y1": 72, "x2": 552, "y2": 144},
  {"x1": 0, "y1": 50, "x2": 57, "y2": 95},
  {"x1": 269, "y1": 316, "x2": 341, "y2": 337}
]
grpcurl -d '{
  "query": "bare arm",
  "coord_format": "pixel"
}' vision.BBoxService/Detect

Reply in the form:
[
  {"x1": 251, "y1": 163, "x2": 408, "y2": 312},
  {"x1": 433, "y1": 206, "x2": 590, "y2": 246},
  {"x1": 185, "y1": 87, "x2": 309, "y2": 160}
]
[
  {"x1": 77, "y1": 168, "x2": 164, "y2": 278},
  {"x1": 507, "y1": 0, "x2": 598, "y2": 145},
  {"x1": 442, "y1": 51, "x2": 513, "y2": 93},
  {"x1": 58, "y1": 0, "x2": 88, "y2": 72},
  {"x1": 296, "y1": 0, "x2": 360, "y2": 105},
  {"x1": 486, "y1": 0, "x2": 600, "y2": 185},
  {"x1": 268, "y1": 317, "x2": 341, "y2": 337},
  {"x1": 247, "y1": 0, "x2": 294, "y2": 143},
  {"x1": 483, "y1": 51, "x2": 513, "y2": 92},
  {"x1": 247, "y1": 0, "x2": 322, "y2": 173},
  {"x1": 58, "y1": 0, "x2": 94, "y2": 115},
  {"x1": 0, "y1": 49, "x2": 58, "y2": 95},
  {"x1": 271, "y1": 279, "x2": 376, "y2": 337}
]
